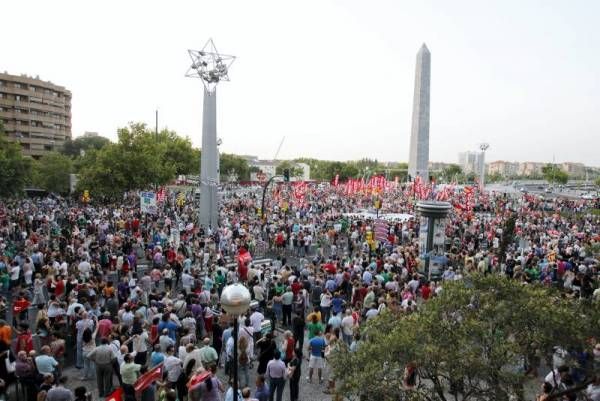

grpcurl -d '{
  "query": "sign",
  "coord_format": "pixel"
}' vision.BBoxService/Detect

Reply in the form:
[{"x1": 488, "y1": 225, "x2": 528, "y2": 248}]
[
  {"x1": 140, "y1": 191, "x2": 157, "y2": 214},
  {"x1": 433, "y1": 219, "x2": 446, "y2": 247}
]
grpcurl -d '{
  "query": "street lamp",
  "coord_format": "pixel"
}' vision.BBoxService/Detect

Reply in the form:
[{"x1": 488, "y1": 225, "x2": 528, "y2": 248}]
[
  {"x1": 220, "y1": 283, "x2": 251, "y2": 399},
  {"x1": 479, "y1": 143, "x2": 490, "y2": 192}
]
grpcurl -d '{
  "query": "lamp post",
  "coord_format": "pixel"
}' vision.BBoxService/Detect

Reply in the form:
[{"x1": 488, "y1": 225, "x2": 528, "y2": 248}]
[
  {"x1": 479, "y1": 143, "x2": 490, "y2": 192},
  {"x1": 220, "y1": 283, "x2": 251, "y2": 400}
]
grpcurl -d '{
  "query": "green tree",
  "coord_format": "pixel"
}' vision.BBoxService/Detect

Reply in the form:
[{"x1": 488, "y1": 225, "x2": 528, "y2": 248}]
[
  {"x1": 441, "y1": 164, "x2": 463, "y2": 182},
  {"x1": 32, "y1": 152, "x2": 73, "y2": 195},
  {"x1": 220, "y1": 153, "x2": 250, "y2": 181},
  {"x1": 542, "y1": 164, "x2": 569, "y2": 185},
  {"x1": 275, "y1": 160, "x2": 303, "y2": 178},
  {"x1": 61, "y1": 135, "x2": 111, "y2": 157},
  {"x1": 76, "y1": 122, "x2": 190, "y2": 199},
  {"x1": 0, "y1": 123, "x2": 33, "y2": 198},
  {"x1": 594, "y1": 177, "x2": 600, "y2": 187},
  {"x1": 331, "y1": 274, "x2": 598, "y2": 401}
]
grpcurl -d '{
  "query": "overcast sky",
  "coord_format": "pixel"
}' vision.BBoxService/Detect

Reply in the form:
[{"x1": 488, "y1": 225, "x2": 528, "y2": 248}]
[{"x1": 2, "y1": 0, "x2": 599, "y2": 166}]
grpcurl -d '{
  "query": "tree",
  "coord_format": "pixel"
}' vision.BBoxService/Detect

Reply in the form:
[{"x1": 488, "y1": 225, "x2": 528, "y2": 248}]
[
  {"x1": 76, "y1": 122, "x2": 195, "y2": 199},
  {"x1": 595, "y1": 177, "x2": 600, "y2": 187},
  {"x1": 61, "y1": 135, "x2": 111, "y2": 157},
  {"x1": 275, "y1": 161, "x2": 303, "y2": 178},
  {"x1": 32, "y1": 152, "x2": 73, "y2": 195},
  {"x1": 441, "y1": 164, "x2": 463, "y2": 182},
  {"x1": 220, "y1": 153, "x2": 250, "y2": 181},
  {"x1": 331, "y1": 274, "x2": 598, "y2": 401},
  {"x1": 542, "y1": 164, "x2": 569, "y2": 185},
  {"x1": 0, "y1": 123, "x2": 33, "y2": 198}
]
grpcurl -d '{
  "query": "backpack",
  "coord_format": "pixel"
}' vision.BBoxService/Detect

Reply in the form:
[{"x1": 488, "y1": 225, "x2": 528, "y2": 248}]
[{"x1": 238, "y1": 339, "x2": 249, "y2": 365}]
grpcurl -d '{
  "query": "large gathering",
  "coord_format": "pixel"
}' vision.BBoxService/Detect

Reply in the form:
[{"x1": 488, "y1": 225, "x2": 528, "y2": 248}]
[
  {"x1": 0, "y1": 179, "x2": 598, "y2": 401},
  {"x1": 2, "y1": 2, "x2": 600, "y2": 400}
]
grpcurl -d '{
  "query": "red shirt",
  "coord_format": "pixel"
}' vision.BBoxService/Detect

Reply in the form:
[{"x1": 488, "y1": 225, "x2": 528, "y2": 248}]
[
  {"x1": 291, "y1": 281, "x2": 303, "y2": 295},
  {"x1": 421, "y1": 285, "x2": 431, "y2": 300},
  {"x1": 324, "y1": 263, "x2": 336, "y2": 275}
]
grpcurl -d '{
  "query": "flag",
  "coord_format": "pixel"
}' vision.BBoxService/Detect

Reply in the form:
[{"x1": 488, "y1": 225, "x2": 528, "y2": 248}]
[
  {"x1": 187, "y1": 371, "x2": 212, "y2": 390},
  {"x1": 105, "y1": 388, "x2": 123, "y2": 401},
  {"x1": 156, "y1": 187, "x2": 166, "y2": 203},
  {"x1": 333, "y1": 174, "x2": 339, "y2": 187},
  {"x1": 374, "y1": 220, "x2": 389, "y2": 242},
  {"x1": 134, "y1": 363, "x2": 164, "y2": 392}
]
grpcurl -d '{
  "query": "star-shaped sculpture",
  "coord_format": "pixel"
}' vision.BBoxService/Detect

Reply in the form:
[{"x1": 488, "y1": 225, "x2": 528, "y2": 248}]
[{"x1": 186, "y1": 39, "x2": 236, "y2": 93}]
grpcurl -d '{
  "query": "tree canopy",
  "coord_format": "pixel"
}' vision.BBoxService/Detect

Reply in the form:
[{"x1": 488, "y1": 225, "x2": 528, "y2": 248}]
[
  {"x1": 220, "y1": 153, "x2": 250, "y2": 181},
  {"x1": 61, "y1": 135, "x2": 111, "y2": 157},
  {"x1": 31, "y1": 152, "x2": 73, "y2": 195},
  {"x1": 330, "y1": 274, "x2": 599, "y2": 401},
  {"x1": 275, "y1": 160, "x2": 304, "y2": 178},
  {"x1": 76, "y1": 123, "x2": 197, "y2": 199},
  {"x1": 0, "y1": 123, "x2": 33, "y2": 198},
  {"x1": 542, "y1": 164, "x2": 569, "y2": 185}
]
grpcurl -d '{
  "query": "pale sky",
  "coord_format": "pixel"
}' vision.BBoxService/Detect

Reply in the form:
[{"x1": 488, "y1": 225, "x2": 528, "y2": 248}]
[{"x1": 2, "y1": 0, "x2": 599, "y2": 166}]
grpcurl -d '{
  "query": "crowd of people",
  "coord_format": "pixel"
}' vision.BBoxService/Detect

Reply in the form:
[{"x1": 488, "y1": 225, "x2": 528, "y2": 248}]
[{"x1": 0, "y1": 182, "x2": 598, "y2": 401}]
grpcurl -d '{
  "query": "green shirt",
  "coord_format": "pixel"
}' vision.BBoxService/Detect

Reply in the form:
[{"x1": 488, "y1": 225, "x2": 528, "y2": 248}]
[
  {"x1": 307, "y1": 322, "x2": 324, "y2": 340},
  {"x1": 281, "y1": 291, "x2": 294, "y2": 305},
  {"x1": 120, "y1": 362, "x2": 141, "y2": 385}
]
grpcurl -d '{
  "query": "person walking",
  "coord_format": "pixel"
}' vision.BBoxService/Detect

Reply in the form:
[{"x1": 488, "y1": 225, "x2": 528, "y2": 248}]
[
  {"x1": 287, "y1": 349, "x2": 302, "y2": 401},
  {"x1": 265, "y1": 350, "x2": 286, "y2": 401},
  {"x1": 86, "y1": 337, "x2": 116, "y2": 397},
  {"x1": 307, "y1": 330, "x2": 326, "y2": 384}
]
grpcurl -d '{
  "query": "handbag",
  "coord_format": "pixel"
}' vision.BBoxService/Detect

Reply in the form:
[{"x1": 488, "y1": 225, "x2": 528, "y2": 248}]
[{"x1": 5, "y1": 357, "x2": 15, "y2": 373}]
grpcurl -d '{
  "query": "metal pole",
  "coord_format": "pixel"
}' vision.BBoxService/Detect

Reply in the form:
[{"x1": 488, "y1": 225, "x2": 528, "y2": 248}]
[
  {"x1": 425, "y1": 216, "x2": 435, "y2": 280},
  {"x1": 232, "y1": 316, "x2": 239, "y2": 400}
]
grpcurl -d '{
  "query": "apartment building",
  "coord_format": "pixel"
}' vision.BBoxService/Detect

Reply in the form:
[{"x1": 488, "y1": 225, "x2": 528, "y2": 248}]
[{"x1": 0, "y1": 72, "x2": 72, "y2": 158}]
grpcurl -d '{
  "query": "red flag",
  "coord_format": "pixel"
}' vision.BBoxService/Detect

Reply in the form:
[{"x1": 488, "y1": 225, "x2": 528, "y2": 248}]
[
  {"x1": 188, "y1": 371, "x2": 212, "y2": 390},
  {"x1": 105, "y1": 388, "x2": 123, "y2": 401},
  {"x1": 156, "y1": 187, "x2": 166, "y2": 203},
  {"x1": 134, "y1": 363, "x2": 164, "y2": 392}
]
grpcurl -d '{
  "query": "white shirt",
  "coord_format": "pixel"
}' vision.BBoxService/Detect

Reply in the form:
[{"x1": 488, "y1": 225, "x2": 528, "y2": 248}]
[
  {"x1": 341, "y1": 316, "x2": 355, "y2": 336},
  {"x1": 10, "y1": 265, "x2": 20, "y2": 280},
  {"x1": 164, "y1": 355, "x2": 183, "y2": 382},
  {"x1": 250, "y1": 311, "x2": 264, "y2": 332}
]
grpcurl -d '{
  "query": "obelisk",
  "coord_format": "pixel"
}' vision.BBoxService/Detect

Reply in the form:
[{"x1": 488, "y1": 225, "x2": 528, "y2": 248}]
[{"x1": 408, "y1": 43, "x2": 431, "y2": 181}]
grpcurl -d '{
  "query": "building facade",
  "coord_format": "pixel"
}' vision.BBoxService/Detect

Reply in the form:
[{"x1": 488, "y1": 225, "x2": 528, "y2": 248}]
[
  {"x1": 487, "y1": 160, "x2": 519, "y2": 177},
  {"x1": 560, "y1": 162, "x2": 585, "y2": 178},
  {"x1": 0, "y1": 72, "x2": 72, "y2": 158},
  {"x1": 458, "y1": 151, "x2": 484, "y2": 175}
]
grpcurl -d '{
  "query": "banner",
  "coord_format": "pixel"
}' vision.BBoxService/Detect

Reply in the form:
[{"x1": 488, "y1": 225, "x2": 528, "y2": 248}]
[
  {"x1": 105, "y1": 388, "x2": 123, "y2": 401},
  {"x1": 140, "y1": 191, "x2": 157, "y2": 214},
  {"x1": 134, "y1": 363, "x2": 164, "y2": 392}
]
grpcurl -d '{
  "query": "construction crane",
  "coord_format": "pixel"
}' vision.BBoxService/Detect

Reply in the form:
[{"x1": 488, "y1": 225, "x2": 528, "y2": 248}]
[{"x1": 273, "y1": 136, "x2": 285, "y2": 161}]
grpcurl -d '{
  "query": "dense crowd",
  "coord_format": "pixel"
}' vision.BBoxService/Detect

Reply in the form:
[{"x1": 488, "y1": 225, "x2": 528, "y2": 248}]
[{"x1": 0, "y1": 183, "x2": 598, "y2": 401}]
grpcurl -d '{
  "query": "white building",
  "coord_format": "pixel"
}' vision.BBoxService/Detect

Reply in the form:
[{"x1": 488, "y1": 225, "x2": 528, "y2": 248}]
[{"x1": 458, "y1": 151, "x2": 484, "y2": 175}]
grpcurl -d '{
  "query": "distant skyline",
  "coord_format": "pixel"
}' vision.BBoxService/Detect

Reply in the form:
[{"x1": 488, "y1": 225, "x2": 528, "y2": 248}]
[{"x1": 2, "y1": 0, "x2": 599, "y2": 166}]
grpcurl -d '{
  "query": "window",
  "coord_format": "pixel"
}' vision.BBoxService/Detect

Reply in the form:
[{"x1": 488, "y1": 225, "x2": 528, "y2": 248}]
[
  {"x1": 14, "y1": 83, "x2": 21, "y2": 89},
  {"x1": 44, "y1": 144, "x2": 53, "y2": 151},
  {"x1": 15, "y1": 95, "x2": 21, "y2": 101},
  {"x1": 30, "y1": 86, "x2": 36, "y2": 92}
]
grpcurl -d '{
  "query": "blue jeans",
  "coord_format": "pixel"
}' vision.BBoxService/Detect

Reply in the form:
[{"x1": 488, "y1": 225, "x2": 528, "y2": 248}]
[
  {"x1": 82, "y1": 350, "x2": 95, "y2": 379},
  {"x1": 238, "y1": 364, "x2": 250, "y2": 388},
  {"x1": 269, "y1": 377, "x2": 285, "y2": 401},
  {"x1": 76, "y1": 339, "x2": 83, "y2": 368}
]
